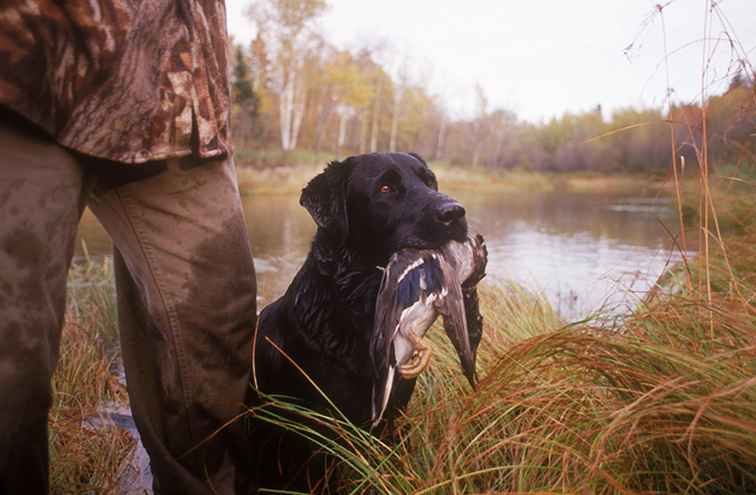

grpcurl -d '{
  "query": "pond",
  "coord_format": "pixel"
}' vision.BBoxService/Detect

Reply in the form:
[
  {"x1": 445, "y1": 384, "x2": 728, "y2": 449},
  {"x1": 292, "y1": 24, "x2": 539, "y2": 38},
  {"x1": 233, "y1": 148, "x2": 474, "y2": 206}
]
[{"x1": 75, "y1": 186, "x2": 689, "y2": 322}]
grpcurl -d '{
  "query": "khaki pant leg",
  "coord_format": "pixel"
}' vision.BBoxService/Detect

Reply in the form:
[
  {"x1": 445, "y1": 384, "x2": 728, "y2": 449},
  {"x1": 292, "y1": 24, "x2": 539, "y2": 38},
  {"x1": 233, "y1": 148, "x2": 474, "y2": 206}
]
[
  {"x1": 0, "y1": 116, "x2": 85, "y2": 494},
  {"x1": 88, "y1": 156, "x2": 257, "y2": 495}
]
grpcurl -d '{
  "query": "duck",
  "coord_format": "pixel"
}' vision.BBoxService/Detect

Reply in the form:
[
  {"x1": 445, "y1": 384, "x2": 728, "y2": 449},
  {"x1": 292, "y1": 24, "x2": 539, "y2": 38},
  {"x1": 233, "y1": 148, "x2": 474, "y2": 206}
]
[{"x1": 370, "y1": 234, "x2": 487, "y2": 426}]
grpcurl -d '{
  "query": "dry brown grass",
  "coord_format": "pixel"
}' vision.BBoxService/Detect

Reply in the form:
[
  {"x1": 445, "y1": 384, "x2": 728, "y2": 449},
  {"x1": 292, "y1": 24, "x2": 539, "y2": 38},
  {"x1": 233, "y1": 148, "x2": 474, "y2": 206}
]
[
  {"x1": 248, "y1": 174, "x2": 756, "y2": 494},
  {"x1": 49, "y1": 257, "x2": 134, "y2": 495},
  {"x1": 252, "y1": 255, "x2": 756, "y2": 494}
]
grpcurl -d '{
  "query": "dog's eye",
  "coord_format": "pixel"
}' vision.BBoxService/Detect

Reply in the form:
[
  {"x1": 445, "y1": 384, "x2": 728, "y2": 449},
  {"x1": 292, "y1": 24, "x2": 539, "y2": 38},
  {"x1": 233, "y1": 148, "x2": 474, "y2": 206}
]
[{"x1": 378, "y1": 184, "x2": 394, "y2": 194}]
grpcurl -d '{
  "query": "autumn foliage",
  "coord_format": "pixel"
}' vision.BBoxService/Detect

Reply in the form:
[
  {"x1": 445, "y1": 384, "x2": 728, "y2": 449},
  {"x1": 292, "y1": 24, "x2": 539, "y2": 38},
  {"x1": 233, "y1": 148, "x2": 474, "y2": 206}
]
[{"x1": 231, "y1": 1, "x2": 755, "y2": 173}]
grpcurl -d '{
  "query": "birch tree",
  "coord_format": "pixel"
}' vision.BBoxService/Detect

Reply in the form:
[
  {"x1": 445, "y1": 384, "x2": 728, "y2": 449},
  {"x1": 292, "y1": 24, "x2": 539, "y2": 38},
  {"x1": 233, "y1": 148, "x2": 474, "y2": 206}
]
[
  {"x1": 389, "y1": 61, "x2": 410, "y2": 152},
  {"x1": 471, "y1": 83, "x2": 488, "y2": 167},
  {"x1": 246, "y1": 0, "x2": 327, "y2": 151}
]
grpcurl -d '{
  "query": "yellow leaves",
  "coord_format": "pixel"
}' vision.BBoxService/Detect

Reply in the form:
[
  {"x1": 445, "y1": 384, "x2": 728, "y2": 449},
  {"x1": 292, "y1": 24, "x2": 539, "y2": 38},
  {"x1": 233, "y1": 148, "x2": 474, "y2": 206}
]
[
  {"x1": 399, "y1": 86, "x2": 434, "y2": 137},
  {"x1": 322, "y1": 50, "x2": 375, "y2": 109}
]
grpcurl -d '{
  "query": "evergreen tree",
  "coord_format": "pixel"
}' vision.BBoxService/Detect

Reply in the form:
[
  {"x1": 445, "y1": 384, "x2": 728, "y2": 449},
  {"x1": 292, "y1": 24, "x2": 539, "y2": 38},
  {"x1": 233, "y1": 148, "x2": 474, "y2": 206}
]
[{"x1": 233, "y1": 46, "x2": 258, "y2": 118}]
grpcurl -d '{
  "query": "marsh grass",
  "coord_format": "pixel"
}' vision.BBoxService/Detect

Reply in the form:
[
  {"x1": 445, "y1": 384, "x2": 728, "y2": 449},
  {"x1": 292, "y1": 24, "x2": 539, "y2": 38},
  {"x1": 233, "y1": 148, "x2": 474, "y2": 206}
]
[
  {"x1": 682, "y1": 172, "x2": 756, "y2": 239},
  {"x1": 52, "y1": 183, "x2": 755, "y2": 494},
  {"x1": 251, "y1": 271, "x2": 756, "y2": 494},
  {"x1": 49, "y1": 254, "x2": 133, "y2": 495},
  {"x1": 248, "y1": 178, "x2": 756, "y2": 494}
]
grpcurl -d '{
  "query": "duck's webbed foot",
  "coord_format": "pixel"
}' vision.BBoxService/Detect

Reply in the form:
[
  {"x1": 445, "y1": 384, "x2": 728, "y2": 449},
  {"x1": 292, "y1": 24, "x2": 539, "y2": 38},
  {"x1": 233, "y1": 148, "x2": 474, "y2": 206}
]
[{"x1": 398, "y1": 333, "x2": 432, "y2": 379}]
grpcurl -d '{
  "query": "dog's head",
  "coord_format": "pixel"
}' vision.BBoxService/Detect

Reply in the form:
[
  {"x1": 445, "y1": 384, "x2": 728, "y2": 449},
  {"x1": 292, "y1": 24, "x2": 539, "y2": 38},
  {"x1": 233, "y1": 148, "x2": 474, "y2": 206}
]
[{"x1": 301, "y1": 152, "x2": 467, "y2": 263}]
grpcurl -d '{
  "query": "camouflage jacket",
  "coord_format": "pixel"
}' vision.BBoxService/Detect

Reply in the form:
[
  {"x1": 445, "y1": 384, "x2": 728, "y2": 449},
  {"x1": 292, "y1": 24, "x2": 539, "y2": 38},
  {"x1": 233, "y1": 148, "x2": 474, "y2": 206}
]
[{"x1": 0, "y1": 0, "x2": 231, "y2": 164}]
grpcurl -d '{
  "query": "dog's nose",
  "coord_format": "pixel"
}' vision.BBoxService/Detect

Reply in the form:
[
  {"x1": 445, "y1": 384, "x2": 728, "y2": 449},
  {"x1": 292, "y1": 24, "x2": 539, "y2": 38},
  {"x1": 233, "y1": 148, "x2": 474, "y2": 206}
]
[{"x1": 437, "y1": 202, "x2": 466, "y2": 224}]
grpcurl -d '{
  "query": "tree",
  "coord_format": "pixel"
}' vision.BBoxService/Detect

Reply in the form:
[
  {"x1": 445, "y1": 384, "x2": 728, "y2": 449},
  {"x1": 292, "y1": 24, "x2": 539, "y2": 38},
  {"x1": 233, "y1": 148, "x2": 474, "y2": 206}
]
[
  {"x1": 246, "y1": 0, "x2": 328, "y2": 150},
  {"x1": 471, "y1": 83, "x2": 489, "y2": 167},
  {"x1": 249, "y1": 31, "x2": 271, "y2": 93},
  {"x1": 388, "y1": 59, "x2": 411, "y2": 152},
  {"x1": 232, "y1": 46, "x2": 258, "y2": 113},
  {"x1": 230, "y1": 45, "x2": 259, "y2": 141},
  {"x1": 246, "y1": 31, "x2": 276, "y2": 144}
]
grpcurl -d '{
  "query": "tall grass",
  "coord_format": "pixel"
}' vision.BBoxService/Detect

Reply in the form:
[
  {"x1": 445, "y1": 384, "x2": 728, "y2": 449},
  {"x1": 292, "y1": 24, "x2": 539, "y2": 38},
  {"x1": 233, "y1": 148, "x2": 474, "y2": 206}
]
[
  {"x1": 244, "y1": 128, "x2": 756, "y2": 494},
  {"x1": 49, "y1": 254, "x2": 134, "y2": 495},
  {"x1": 52, "y1": 217, "x2": 756, "y2": 494},
  {"x1": 250, "y1": 189, "x2": 756, "y2": 493}
]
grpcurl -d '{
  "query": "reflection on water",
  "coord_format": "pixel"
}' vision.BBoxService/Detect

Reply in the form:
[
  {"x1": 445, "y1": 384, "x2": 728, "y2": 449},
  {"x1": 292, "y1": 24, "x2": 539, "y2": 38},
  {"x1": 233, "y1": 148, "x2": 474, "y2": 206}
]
[
  {"x1": 458, "y1": 190, "x2": 688, "y2": 320},
  {"x1": 75, "y1": 188, "x2": 690, "y2": 321}
]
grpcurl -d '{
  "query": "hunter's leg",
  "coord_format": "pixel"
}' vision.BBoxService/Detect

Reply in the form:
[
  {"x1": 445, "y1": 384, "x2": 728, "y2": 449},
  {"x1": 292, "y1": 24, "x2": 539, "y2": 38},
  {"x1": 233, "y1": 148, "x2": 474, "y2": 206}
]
[
  {"x1": 89, "y1": 155, "x2": 257, "y2": 494},
  {"x1": 0, "y1": 112, "x2": 85, "y2": 494}
]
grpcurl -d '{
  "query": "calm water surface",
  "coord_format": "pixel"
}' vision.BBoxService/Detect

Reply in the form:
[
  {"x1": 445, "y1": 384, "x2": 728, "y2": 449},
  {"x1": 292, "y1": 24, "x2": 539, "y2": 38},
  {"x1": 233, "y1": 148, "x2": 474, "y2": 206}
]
[{"x1": 75, "y1": 188, "x2": 688, "y2": 321}]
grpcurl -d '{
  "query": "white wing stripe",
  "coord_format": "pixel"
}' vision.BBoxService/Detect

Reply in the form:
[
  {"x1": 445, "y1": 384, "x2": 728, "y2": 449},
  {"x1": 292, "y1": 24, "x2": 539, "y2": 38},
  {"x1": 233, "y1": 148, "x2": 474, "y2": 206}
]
[{"x1": 397, "y1": 258, "x2": 424, "y2": 284}]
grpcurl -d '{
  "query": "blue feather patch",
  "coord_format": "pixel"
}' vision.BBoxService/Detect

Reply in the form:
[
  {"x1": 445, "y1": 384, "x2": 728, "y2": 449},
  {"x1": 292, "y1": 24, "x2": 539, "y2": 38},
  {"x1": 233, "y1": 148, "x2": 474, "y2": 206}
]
[
  {"x1": 425, "y1": 254, "x2": 444, "y2": 293},
  {"x1": 396, "y1": 254, "x2": 444, "y2": 309}
]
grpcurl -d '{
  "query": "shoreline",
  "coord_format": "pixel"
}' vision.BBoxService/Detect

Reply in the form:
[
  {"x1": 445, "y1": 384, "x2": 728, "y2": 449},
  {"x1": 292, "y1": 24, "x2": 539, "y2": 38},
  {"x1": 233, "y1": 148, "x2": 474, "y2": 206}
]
[{"x1": 235, "y1": 160, "x2": 673, "y2": 196}]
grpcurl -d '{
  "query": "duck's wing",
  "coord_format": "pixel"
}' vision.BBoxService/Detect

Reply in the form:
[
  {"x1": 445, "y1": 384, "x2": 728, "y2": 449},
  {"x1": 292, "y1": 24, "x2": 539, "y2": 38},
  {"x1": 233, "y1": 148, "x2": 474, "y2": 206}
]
[
  {"x1": 371, "y1": 252, "x2": 423, "y2": 380},
  {"x1": 371, "y1": 250, "x2": 443, "y2": 425}
]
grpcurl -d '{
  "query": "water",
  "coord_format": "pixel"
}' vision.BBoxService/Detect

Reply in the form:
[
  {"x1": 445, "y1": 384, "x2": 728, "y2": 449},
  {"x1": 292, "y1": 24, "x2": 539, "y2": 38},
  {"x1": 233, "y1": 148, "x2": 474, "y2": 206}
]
[{"x1": 75, "y1": 188, "x2": 689, "y2": 322}]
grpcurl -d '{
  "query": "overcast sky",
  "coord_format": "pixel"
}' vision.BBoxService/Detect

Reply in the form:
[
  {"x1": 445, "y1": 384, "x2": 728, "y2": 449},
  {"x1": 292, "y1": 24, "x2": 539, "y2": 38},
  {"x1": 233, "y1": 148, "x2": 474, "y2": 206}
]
[{"x1": 226, "y1": 0, "x2": 756, "y2": 122}]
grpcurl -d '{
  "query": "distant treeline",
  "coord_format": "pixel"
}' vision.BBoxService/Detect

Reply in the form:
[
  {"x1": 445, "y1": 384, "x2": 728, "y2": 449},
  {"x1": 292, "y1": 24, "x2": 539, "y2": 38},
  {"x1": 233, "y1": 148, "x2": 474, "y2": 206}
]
[{"x1": 231, "y1": 0, "x2": 755, "y2": 172}]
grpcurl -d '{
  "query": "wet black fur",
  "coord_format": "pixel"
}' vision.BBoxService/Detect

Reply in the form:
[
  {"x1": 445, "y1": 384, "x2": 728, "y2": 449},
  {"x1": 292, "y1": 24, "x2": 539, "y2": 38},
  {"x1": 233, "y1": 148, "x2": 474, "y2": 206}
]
[{"x1": 247, "y1": 152, "x2": 467, "y2": 492}]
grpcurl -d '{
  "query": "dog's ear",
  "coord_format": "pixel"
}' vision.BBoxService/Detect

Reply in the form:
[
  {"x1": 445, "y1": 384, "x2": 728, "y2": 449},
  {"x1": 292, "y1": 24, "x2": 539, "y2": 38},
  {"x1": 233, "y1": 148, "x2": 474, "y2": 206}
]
[
  {"x1": 408, "y1": 152, "x2": 427, "y2": 166},
  {"x1": 300, "y1": 158, "x2": 354, "y2": 244}
]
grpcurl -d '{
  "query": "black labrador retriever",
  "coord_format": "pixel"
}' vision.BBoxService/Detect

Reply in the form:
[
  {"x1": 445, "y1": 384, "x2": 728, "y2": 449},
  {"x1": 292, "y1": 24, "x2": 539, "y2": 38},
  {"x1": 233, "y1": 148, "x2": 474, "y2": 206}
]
[{"x1": 248, "y1": 152, "x2": 473, "y2": 491}]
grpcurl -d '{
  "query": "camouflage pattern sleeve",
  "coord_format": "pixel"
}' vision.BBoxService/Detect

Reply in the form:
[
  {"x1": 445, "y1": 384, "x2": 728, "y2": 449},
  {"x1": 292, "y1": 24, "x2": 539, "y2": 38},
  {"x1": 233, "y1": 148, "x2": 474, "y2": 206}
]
[{"x1": 0, "y1": 0, "x2": 232, "y2": 164}]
